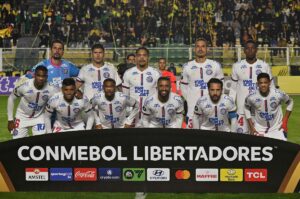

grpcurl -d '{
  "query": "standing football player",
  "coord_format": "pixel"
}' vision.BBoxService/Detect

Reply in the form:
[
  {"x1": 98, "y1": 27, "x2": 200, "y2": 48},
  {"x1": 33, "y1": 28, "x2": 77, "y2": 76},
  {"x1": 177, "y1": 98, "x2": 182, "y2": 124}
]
[
  {"x1": 122, "y1": 47, "x2": 161, "y2": 127},
  {"x1": 193, "y1": 78, "x2": 237, "y2": 132},
  {"x1": 91, "y1": 78, "x2": 138, "y2": 129},
  {"x1": 244, "y1": 73, "x2": 293, "y2": 141},
  {"x1": 44, "y1": 78, "x2": 94, "y2": 133},
  {"x1": 229, "y1": 40, "x2": 274, "y2": 134},
  {"x1": 141, "y1": 77, "x2": 184, "y2": 128},
  {"x1": 7, "y1": 66, "x2": 58, "y2": 139},
  {"x1": 180, "y1": 38, "x2": 224, "y2": 129}
]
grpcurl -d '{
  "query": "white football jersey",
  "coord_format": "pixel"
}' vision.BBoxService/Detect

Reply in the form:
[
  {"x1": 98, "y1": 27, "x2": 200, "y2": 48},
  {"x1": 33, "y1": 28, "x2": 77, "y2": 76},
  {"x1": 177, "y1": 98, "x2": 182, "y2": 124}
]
[
  {"x1": 180, "y1": 59, "x2": 224, "y2": 118},
  {"x1": 46, "y1": 92, "x2": 92, "y2": 130},
  {"x1": 244, "y1": 88, "x2": 293, "y2": 134},
  {"x1": 193, "y1": 94, "x2": 236, "y2": 132},
  {"x1": 141, "y1": 92, "x2": 184, "y2": 128},
  {"x1": 76, "y1": 62, "x2": 122, "y2": 99},
  {"x1": 8, "y1": 78, "x2": 58, "y2": 121},
  {"x1": 91, "y1": 91, "x2": 138, "y2": 128},
  {"x1": 122, "y1": 66, "x2": 161, "y2": 120},
  {"x1": 229, "y1": 59, "x2": 273, "y2": 114}
]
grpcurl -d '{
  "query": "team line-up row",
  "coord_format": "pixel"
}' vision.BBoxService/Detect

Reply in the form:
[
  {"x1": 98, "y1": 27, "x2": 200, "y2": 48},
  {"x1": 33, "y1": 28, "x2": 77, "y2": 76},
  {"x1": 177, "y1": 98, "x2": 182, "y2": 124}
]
[{"x1": 7, "y1": 39, "x2": 293, "y2": 141}]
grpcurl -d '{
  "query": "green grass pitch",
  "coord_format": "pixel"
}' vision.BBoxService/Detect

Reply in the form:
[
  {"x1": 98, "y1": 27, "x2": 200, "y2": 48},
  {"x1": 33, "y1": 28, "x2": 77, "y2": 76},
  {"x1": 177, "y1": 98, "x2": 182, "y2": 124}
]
[{"x1": 0, "y1": 95, "x2": 299, "y2": 198}]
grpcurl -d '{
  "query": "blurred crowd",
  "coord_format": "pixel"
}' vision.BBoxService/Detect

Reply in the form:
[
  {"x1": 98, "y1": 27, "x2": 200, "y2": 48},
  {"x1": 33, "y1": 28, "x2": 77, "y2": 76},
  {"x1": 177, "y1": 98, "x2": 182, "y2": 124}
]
[{"x1": 0, "y1": 0, "x2": 300, "y2": 48}]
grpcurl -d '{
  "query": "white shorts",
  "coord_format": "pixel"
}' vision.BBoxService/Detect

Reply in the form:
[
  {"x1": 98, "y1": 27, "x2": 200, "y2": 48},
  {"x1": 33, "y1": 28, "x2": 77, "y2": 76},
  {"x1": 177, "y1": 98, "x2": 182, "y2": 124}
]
[
  {"x1": 11, "y1": 115, "x2": 46, "y2": 139},
  {"x1": 263, "y1": 129, "x2": 287, "y2": 141},
  {"x1": 235, "y1": 114, "x2": 249, "y2": 134},
  {"x1": 52, "y1": 122, "x2": 85, "y2": 133}
]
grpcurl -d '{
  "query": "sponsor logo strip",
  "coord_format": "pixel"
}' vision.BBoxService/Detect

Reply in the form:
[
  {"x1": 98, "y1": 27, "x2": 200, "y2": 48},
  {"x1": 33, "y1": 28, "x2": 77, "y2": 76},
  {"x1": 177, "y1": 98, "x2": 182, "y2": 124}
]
[
  {"x1": 147, "y1": 168, "x2": 170, "y2": 181},
  {"x1": 196, "y1": 169, "x2": 219, "y2": 182},
  {"x1": 50, "y1": 168, "x2": 72, "y2": 181},
  {"x1": 220, "y1": 168, "x2": 243, "y2": 182},
  {"x1": 25, "y1": 168, "x2": 48, "y2": 181},
  {"x1": 74, "y1": 168, "x2": 97, "y2": 181},
  {"x1": 99, "y1": 168, "x2": 121, "y2": 181},
  {"x1": 123, "y1": 168, "x2": 145, "y2": 181},
  {"x1": 244, "y1": 169, "x2": 267, "y2": 182}
]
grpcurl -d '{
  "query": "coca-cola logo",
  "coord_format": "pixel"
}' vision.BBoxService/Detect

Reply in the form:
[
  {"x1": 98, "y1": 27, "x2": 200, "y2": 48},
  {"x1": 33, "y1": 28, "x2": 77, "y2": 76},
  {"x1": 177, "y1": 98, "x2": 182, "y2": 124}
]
[{"x1": 74, "y1": 168, "x2": 97, "y2": 181}]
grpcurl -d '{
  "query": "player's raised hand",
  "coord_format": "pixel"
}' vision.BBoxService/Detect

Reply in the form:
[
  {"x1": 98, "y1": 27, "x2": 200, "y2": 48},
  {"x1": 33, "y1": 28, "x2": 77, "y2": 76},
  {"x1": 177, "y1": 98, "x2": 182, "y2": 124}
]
[{"x1": 7, "y1": 121, "x2": 15, "y2": 132}]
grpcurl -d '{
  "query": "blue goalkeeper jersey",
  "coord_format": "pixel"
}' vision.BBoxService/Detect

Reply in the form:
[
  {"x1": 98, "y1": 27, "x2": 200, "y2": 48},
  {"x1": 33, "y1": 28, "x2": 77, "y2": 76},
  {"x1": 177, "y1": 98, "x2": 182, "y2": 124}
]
[{"x1": 27, "y1": 59, "x2": 79, "y2": 88}]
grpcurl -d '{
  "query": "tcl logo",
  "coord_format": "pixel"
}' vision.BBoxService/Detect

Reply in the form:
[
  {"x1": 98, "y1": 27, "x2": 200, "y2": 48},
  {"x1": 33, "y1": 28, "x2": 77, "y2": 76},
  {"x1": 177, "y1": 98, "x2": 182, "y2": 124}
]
[
  {"x1": 74, "y1": 168, "x2": 97, "y2": 181},
  {"x1": 244, "y1": 169, "x2": 267, "y2": 182}
]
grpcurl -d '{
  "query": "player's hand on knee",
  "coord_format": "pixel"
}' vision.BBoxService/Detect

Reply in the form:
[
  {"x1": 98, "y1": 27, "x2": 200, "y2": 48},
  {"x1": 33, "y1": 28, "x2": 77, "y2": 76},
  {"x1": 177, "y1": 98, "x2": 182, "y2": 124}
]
[
  {"x1": 7, "y1": 121, "x2": 15, "y2": 132},
  {"x1": 124, "y1": 124, "x2": 131, "y2": 128}
]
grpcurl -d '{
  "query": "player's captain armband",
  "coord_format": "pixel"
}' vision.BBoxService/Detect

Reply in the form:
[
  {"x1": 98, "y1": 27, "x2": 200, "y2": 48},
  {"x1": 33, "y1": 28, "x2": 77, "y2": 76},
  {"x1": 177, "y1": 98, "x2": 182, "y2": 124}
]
[{"x1": 228, "y1": 111, "x2": 237, "y2": 119}]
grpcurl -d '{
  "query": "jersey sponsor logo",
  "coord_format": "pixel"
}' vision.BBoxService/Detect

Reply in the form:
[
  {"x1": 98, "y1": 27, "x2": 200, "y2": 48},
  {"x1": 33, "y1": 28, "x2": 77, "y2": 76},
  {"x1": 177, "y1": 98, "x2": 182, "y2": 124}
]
[
  {"x1": 167, "y1": 104, "x2": 175, "y2": 108},
  {"x1": 194, "y1": 80, "x2": 207, "y2": 89},
  {"x1": 114, "y1": 101, "x2": 121, "y2": 105},
  {"x1": 220, "y1": 103, "x2": 226, "y2": 107},
  {"x1": 134, "y1": 87, "x2": 149, "y2": 96},
  {"x1": 99, "y1": 168, "x2": 121, "y2": 181},
  {"x1": 74, "y1": 103, "x2": 79, "y2": 106},
  {"x1": 26, "y1": 168, "x2": 48, "y2": 181},
  {"x1": 154, "y1": 103, "x2": 160, "y2": 108},
  {"x1": 43, "y1": 90, "x2": 50, "y2": 94},
  {"x1": 26, "y1": 90, "x2": 33, "y2": 94},
  {"x1": 100, "y1": 102, "x2": 107, "y2": 106},
  {"x1": 270, "y1": 97, "x2": 276, "y2": 101},
  {"x1": 175, "y1": 170, "x2": 190, "y2": 180},
  {"x1": 103, "y1": 72, "x2": 110, "y2": 78},
  {"x1": 92, "y1": 81, "x2": 102, "y2": 89},
  {"x1": 205, "y1": 104, "x2": 212, "y2": 109},
  {"x1": 74, "y1": 168, "x2": 97, "y2": 181},
  {"x1": 147, "y1": 168, "x2": 170, "y2": 181},
  {"x1": 256, "y1": 64, "x2": 262, "y2": 69},
  {"x1": 244, "y1": 169, "x2": 267, "y2": 182},
  {"x1": 195, "y1": 169, "x2": 218, "y2": 181},
  {"x1": 88, "y1": 67, "x2": 95, "y2": 72},
  {"x1": 220, "y1": 168, "x2": 243, "y2": 182},
  {"x1": 146, "y1": 72, "x2": 152, "y2": 75},
  {"x1": 63, "y1": 68, "x2": 68, "y2": 74},
  {"x1": 115, "y1": 106, "x2": 123, "y2": 112},
  {"x1": 256, "y1": 69, "x2": 262, "y2": 75},
  {"x1": 155, "y1": 118, "x2": 171, "y2": 126},
  {"x1": 50, "y1": 168, "x2": 72, "y2": 181},
  {"x1": 59, "y1": 103, "x2": 66, "y2": 108},
  {"x1": 206, "y1": 69, "x2": 213, "y2": 75},
  {"x1": 205, "y1": 64, "x2": 212, "y2": 69},
  {"x1": 36, "y1": 123, "x2": 45, "y2": 131},
  {"x1": 208, "y1": 117, "x2": 224, "y2": 126},
  {"x1": 132, "y1": 71, "x2": 138, "y2": 75},
  {"x1": 103, "y1": 67, "x2": 110, "y2": 72},
  {"x1": 191, "y1": 66, "x2": 197, "y2": 70},
  {"x1": 28, "y1": 102, "x2": 43, "y2": 111},
  {"x1": 241, "y1": 64, "x2": 247, "y2": 69},
  {"x1": 123, "y1": 168, "x2": 145, "y2": 181},
  {"x1": 259, "y1": 112, "x2": 274, "y2": 121},
  {"x1": 243, "y1": 80, "x2": 256, "y2": 91},
  {"x1": 104, "y1": 115, "x2": 119, "y2": 123},
  {"x1": 146, "y1": 76, "x2": 153, "y2": 83},
  {"x1": 255, "y1": 98, "x2": 262, "y2": 103}
]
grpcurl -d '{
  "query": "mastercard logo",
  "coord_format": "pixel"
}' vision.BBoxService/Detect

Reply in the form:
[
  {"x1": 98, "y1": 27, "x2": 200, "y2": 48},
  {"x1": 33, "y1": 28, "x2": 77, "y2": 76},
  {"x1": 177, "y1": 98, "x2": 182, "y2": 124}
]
[{"x1": 175, "y1": 170, "x2": 190, "y2": 180}]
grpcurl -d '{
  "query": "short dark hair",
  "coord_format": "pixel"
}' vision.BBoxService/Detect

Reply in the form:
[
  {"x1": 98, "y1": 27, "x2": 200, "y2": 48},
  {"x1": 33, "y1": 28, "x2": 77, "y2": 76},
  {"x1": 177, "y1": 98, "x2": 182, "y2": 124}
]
[
  {"x1": 35, "y1": 65, "x2": 48, "y2": 74},
  {"x1": 103, "y1": 78, "x2": 116, "y2": 86},
  {"x1": 244, "y1": 39, "x2": 258, "y2": 48},
  {"x1": 91, "y1": 43, "x2": 105, "y2": 52},
  {"x1": 126, "y1": 53, "x2": 135, "y2": 60},
  {"x1": 257, "y1": 73, "x2": 270, "y2": 81},
  {"x1": 157, "y1": 76, "x2": 171, "y2": 86},
  {"x1": 207, "y1": 78, "x2": 223, "y2": 89},
  {"x1": 195, "y1": 38, "x2": 208, "y2": 46},
  {"x1": 136, "y1": 47, "x2": 149, "y2": 56},
  {"x1": 50, "y1": 39, "x2": 64, "y2": 50},
  {"x1": 62, "y1": 78, "x2": 75, "y2": 87}
]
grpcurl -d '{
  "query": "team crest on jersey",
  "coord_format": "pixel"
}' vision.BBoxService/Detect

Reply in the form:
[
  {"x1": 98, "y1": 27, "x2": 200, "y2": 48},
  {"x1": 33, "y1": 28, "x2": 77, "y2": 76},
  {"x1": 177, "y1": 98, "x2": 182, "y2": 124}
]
[
  {"x1": 73, "y1": 108, "x2": 80, "y2": 113},
  {"x1": 103, "y1": 72, "x2": 110, "y2": 78},
  {"x1": 205, "y1": 64, "x2": 212, "y2": 69},
  {"x1": 206, "y1": 69, "x2": 213, "y2": 75},
  {"x1": 88, "y1": 68, "x2": 95, "y2": 72},
  {"x1": 241, "y1": 65, "x2": 247, "y2": 69},
  {"x1": 270, "y1": 102, "x2": 277, "y2": 109},
  {"x1": 146, "y1": 76, "x2": 153, "y2": 83},
  {"x1": 220, "y1": 108, "x2": 227, "y2": 115},
  {"x1": 42, "y1": 95, "x2": 49, "y2": 101},
  {"x1": 146, "y1": 72, "x2": 152, "y2": 75},
  {"x1": 63, "y1": 68, "x2": 68, "y2": 74},
  {"x1": 167, "y1": 109, "x2": 175, "y2": 115},
  {"x1": 256, "y1": 69, "x2": 262, "y2": 75},
  {"x1": 115, "y1": 106, "x2": 122, "y2": 112},
  {"x1": 191, "y1": 66, "x2": 197, "y2": 70},
  {"x1": 59, "y1": 103, "x2": 66, "y2": 107}
]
